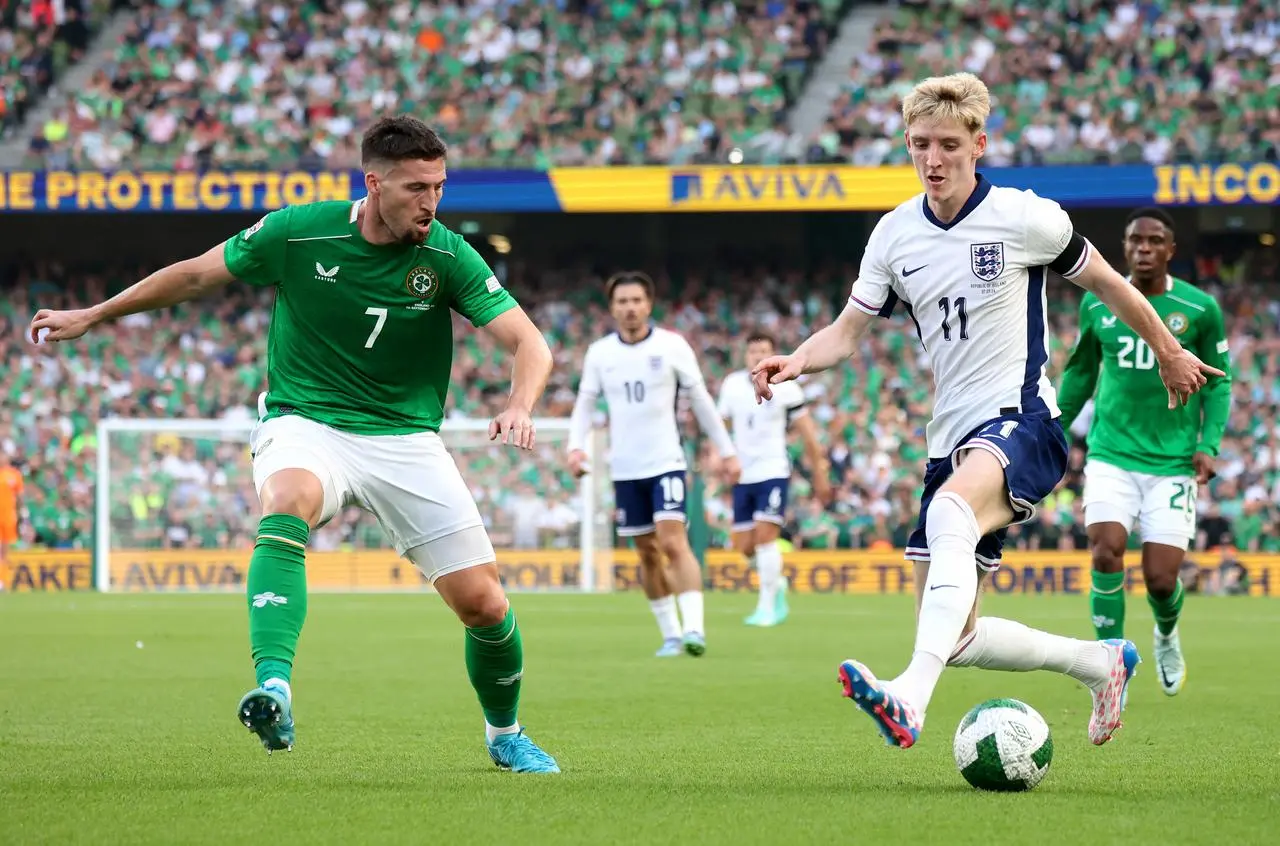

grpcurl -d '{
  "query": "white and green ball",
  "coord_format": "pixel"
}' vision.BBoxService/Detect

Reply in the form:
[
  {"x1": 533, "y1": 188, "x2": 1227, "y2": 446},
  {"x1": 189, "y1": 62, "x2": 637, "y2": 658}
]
[{"x1": 953, "y1": 698, "x2": 1054, "y2": 791}]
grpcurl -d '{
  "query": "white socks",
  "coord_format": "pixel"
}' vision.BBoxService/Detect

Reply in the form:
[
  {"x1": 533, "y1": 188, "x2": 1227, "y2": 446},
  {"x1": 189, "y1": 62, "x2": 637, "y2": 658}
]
[
  {"x1": 754, "y1": 542, "x2": 783, "y2": 609},
  {"x1": 485, "y1": 721, "x2": 520, "y2": 744},
  {"x1": 895, "y1": 492, "x2": 981, "y2": 710},
  {"x1": 949, "y1": 617, "x2": 1113, "y2": 689},
  {"x1": 676, "y1": 591, "x2": 704, "y2": 635},
  {"x1": 649, "y1": 596, "x2": 682, "y2": 641}
]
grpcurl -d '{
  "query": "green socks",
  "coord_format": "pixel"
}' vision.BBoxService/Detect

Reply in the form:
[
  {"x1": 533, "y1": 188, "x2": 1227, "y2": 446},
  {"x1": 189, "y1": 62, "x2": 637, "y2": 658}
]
[
  {"x1": 465, "y1": 607, "x2": 523, "y2": 729},
  {"x1": 248, "y1": 514, "x2": 310, "y2": 687},
  {"x1": 1147, "y1": 578, "x2": 1185, "y2": 637},
  {"x1": 1090, "y1": 570, "x2": 1126, "y2": 640}
]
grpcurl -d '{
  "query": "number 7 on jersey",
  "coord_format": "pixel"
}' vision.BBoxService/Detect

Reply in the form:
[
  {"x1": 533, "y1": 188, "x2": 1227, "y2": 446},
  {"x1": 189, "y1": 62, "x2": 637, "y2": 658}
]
[{"x1": 364, "y1": 307, "x2": 388, "y2": 349}]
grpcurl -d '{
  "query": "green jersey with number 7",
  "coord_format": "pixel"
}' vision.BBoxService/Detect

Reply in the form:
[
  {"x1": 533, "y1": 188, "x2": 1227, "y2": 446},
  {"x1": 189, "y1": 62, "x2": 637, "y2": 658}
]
[
  {"x1": 1057, "y1": 277, "x2": 1232, "y2": 476},
  {"x1": 223, "y1": 198, "x2": 516, "y2": 435}
]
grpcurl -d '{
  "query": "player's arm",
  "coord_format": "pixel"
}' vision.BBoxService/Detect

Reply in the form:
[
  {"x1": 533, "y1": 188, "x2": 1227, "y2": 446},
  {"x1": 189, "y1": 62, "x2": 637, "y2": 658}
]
[
  {"x1": 715, "y1": 379, "x2": 733, "y2": 434},
  {"x1": 754, "y1": 219, "x2": 889, "y2": 398},
  {"x1": 793, "y1": 303, "x2": 876, "y2": 375},
  {"x1": 672, "y1": 338, "x2": 737, "y2": 458},
  {"x1": 449, "y1": 240, "x2": 553, "y2": 449},
  {"x1": 30, "y1": 242, "x2": 238, "y2": 343},
  {"x1": 753, "y1": 290, "x2": 876, "y2": 398},
  {"x1": 1070, "y1": 250, "x2": 1224, "y2": 406},
  {"x1": 1193, "y1": 298, "x2": 1232, "y2": 478},
  {"x1": 1024, "y1": 198, "x2": 1222, "y2": 407},
  {"x1": 1056, "y1": 297, "x2": 1102, "y2": 430},
  {"x1": 481, "y1": 306, "x2": 554, "y2": 416},
  {"x1": 567, "y1": 346, "x2": 602, "y2": 476},
  {"x1": 789, "y1": 407, "x2": 832, "y2": 504}
]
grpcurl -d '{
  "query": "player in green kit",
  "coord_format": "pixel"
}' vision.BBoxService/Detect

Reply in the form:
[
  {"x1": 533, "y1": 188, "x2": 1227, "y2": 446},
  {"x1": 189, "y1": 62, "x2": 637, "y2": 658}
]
[
  {"x1": 28, "y1": 116, "x2": 561, "y2": 772},
  {"x1": 1058, "y1": 207, "x2": 1232, "y2": 697}
]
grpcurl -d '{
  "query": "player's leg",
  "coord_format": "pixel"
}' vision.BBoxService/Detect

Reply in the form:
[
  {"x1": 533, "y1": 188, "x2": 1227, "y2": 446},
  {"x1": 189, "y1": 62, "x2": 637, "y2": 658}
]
[
  {"x1": 634, "y1": 531, "x2": 683, "y2": 656},
  {"x1": 730, "y1": 482, "x2": 761, "y2": 624},
  {"x1": 749, "y1": 520, "x2": 787, "y2": 626},
  {"x1": 940, "y1": 428, "x2": 1139, "y2": 746},
  {"x1": 1082, "y1": 460, "x2": 1143, "y2": 639},
  {"x1": 746, "y1": 477, "x2": 790, "y2": 626},
  {"x1": 841, "y1": 417, "x2": 1136, "y2": 747},
  {"x1": 1138, "y1": 474, "x2": 1196, "y2": 696},
  {"x1": 618, "y1": 477, "x2": 682, "y2": 655},
  {"x1": 732, "y1": 525, "x2": 761, "y2": 623},
  {"x1": 423, "y1": 558, "x2": 554, "y2": 773},
  {"x1": 239, "y1": 416, "x2": 341, "y2": 753},
  {"x1": 1087, "y1": 523, "x2": 1130, "y2": 638},
  {"x1": 652, "y1": 471, "x2": 705, "y2": 655},
  {"x1": 1140, "y1": 542, "x2": 1188, "y2": 695},
  {"x1": 839, "y1": 456, "x2": 952, "y2": 747},
  {"x1": 370, "y1": 432, "x2": 557, "y2": 773}
]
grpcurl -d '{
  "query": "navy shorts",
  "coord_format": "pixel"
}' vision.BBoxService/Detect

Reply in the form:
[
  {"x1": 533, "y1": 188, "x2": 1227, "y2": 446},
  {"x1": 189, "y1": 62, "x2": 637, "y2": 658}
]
[
  {"x1": 614, "y1": 470, "x2": 687, "y2": 537},
  {"x1": 905, "y1": 413, "x2": 1068, "y2": 571},
  {"x1": 731, "y1": 478, "x2": 790, "y2": 532}
]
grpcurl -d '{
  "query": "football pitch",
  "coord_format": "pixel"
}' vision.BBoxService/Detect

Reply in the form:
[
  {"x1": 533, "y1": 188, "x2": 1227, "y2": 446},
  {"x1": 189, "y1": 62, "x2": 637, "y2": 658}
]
[{"x1": 2, "y1": 591, "x2": 1275, "y2": 845}]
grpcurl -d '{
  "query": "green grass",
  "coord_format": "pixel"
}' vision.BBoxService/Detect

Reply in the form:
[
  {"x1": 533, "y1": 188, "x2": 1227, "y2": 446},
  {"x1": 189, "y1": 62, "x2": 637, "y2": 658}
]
[{"x1": 2, "y1": 591, "x2": 1277, "y2": 845}]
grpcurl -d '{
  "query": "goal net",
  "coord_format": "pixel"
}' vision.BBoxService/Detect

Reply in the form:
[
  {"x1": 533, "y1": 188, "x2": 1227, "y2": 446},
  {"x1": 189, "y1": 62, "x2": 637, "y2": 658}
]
[{"x1": 94, "y1": 417, "x2": 614, "y2": 593}]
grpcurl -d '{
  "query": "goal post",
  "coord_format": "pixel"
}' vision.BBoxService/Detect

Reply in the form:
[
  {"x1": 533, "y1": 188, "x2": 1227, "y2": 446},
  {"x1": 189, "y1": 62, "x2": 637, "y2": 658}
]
[{"x1": 94, "y1": 416, "x2": 612, "y2": 593}]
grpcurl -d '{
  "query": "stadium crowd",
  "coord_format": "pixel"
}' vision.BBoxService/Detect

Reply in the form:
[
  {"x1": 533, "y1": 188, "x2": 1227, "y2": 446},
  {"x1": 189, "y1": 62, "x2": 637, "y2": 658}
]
[
  {"x1": 823, "y1": 0, "x2": 1280, "y2": 167},
  {"x1": 20, "y1": 0, "x2": 847, "y2": 170},
  {"x1": 2, "y1": 246, "x2": 1278, "y2": 572},
  {"x1": 0, "y1": 0, "x2": 106, "y2": 141},
  {"x1": 13, "y1": 0, "x2": 1279, "y2": 170}
]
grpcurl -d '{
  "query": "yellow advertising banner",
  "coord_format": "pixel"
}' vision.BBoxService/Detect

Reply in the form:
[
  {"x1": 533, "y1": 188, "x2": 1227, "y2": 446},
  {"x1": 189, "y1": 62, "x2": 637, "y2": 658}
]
[
  {"x1": 2, "y1": 549, "x2": 1276, "y2": 596},
  {"x1": 2, "y1": 551, "x2": 95, "y2": 592},
  {"x1": 548, "y1": 165, "x2": 924, "y2": 212}
]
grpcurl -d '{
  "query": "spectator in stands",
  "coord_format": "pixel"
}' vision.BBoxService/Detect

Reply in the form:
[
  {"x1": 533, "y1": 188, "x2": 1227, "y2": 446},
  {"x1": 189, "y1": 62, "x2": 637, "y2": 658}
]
[
  {"x1": 23, "y1": 0, "x2": 842, "y2": 170},
  {"x1": 823, "y1": 0, "x2": 1279, "y2": 168}
]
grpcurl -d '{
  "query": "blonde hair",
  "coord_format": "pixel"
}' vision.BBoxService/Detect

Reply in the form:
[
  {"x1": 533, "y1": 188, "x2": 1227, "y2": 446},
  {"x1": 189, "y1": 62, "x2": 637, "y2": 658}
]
[{"x1": 901, "y1": 73, "x2": 991, "y2": 134}]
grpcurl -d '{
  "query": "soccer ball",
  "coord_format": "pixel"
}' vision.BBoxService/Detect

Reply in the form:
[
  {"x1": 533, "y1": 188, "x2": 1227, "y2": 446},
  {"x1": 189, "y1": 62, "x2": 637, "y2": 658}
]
[{"x1": 953, "y1": 698, "x2": 1053, "y2": 792}]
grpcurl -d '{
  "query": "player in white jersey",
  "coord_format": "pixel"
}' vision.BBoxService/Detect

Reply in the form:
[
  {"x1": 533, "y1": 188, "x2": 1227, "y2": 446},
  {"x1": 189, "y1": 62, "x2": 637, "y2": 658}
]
[
  {"x1": 567, "y1": 271, "x2": 741, "y2": 657},
  {"x1": 717, "y1": 330, "x2": 830, "y2": 627},
  {"x1": 752, "y1": 73, "x2": 1221, "y2": 750}
]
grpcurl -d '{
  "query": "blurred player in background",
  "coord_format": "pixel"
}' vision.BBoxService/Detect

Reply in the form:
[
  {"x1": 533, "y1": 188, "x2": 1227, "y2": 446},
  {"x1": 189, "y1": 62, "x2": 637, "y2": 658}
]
[
  {"x1": 568, "y1": 271, "x2": 741, "y2": 657},
  {"x1": 0, "y1": 451, "x2": 22, "y2": 586},
  {"x1": 29, "y1": 115, "x2": 562, "y2": 773},
  {"x1": 717, "y1": 331, "x2": 830, "y2": 626},
  {"x1": 1059, "y1": 207, "x2": 1232, "y2": 696},
  {"x1": 751, "y1": 73, "x2": 1221, "y2": 750}
]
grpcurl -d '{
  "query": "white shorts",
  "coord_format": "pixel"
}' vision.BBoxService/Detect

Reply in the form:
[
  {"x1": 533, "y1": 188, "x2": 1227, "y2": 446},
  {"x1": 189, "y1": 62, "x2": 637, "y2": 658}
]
[
  {"x1": 250, "y1": 414, "x2": 494, "y2": 581},
  {"x1": 1082, "y1": 459, "x2": 1197, "y2": 549}
]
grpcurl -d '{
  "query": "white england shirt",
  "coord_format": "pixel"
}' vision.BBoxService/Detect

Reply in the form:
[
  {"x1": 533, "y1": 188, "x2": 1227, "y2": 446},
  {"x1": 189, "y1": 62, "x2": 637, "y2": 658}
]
[
  {"x1": 848, "y1": 175, "x2": 1091, "y2": 458},
  {"x1": 717, "y1": 370, "x2": 806, "y2": 484},
  {"x1": 569, "y1": 326, "x2": 735, "y2": 481}
]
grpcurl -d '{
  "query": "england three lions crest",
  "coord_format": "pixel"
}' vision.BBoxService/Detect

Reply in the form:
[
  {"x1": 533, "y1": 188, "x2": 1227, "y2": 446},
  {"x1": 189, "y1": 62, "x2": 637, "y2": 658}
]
[{"x1": 970, "y1": 242, "x2": 1005, "y2": 282}]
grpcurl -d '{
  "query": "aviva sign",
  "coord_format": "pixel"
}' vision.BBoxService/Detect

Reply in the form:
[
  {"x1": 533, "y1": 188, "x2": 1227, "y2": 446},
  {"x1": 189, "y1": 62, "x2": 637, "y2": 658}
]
[{"x1": 668, "y1": 166, "x2": 921, "y2": 211}]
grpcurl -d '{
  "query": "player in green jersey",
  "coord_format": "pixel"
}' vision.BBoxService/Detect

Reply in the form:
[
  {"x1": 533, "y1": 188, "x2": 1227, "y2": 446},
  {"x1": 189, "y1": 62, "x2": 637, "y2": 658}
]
[
  {"x1": 1058, "y1": 207, "x2": 1232, "y2": 697},
  {"x1": 28, "y1": 116, "x2": 561, "y2": 772}
]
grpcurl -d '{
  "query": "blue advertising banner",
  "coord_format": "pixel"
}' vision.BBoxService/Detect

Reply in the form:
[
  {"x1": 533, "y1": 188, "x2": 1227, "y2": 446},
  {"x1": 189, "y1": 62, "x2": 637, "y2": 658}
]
[{"x1": 1, "y1": 163, "x2": 1275, "y2": 213}]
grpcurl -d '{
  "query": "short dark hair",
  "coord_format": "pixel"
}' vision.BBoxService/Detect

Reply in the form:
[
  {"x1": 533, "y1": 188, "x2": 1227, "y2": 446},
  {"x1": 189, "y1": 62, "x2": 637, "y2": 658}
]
[
  {"x1": 745, "y1": 330, "x2": 777, "y2": 350},
  {"x1": 606, "y1": 270, "x2": 654, "y2": 302},
  {"x1": 361, "y1": 115, "x2": 448, "y2": 168},
  {"x1": 1125, "y1": 206, "x2": 1176, "y2": 235}
]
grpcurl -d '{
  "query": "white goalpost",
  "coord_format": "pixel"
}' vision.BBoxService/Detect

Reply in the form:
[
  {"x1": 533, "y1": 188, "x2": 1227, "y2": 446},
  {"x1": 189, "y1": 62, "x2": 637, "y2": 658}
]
[{"x1": 94, "y1": 416, "x2": 612, "y2": 593}]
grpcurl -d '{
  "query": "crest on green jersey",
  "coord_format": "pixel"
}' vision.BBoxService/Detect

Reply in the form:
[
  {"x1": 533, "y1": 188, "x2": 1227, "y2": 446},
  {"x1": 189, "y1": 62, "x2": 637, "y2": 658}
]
[
  {"x1": 405, "y1": 266, "x2": 439, "y2": 299},
  {"x1": 1165, "y1": 312, "x2": 1189, "y2": 334}
]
